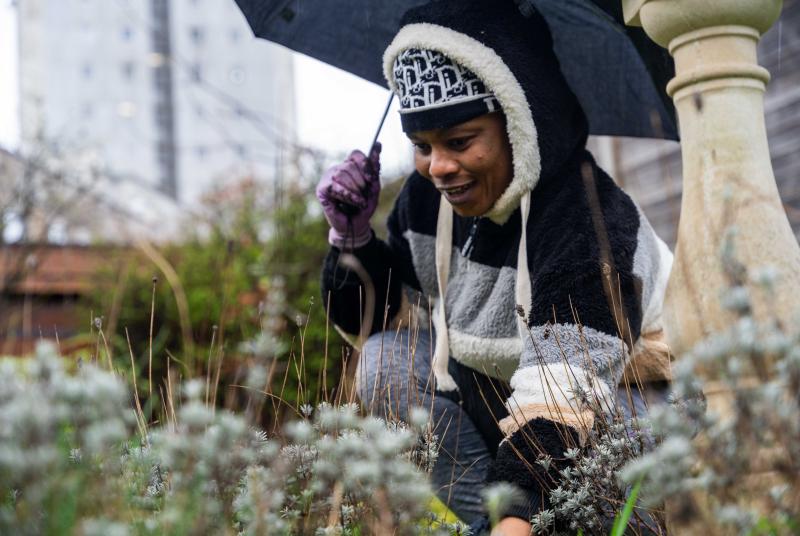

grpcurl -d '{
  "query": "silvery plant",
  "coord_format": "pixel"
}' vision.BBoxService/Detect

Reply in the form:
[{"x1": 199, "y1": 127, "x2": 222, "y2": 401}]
[
  {"x1": 0, "y1": 342, "x2": 464, "y2": 535},
  {"x1": 539, "y1": 419, "x2": 663, "y2": 536},
  {"x1": 233, "y1": 404, "x2": 457, "y2": 535},
  {"x1": 621, "y1": 231, "x2": 800, "y2": 534},
  {"x1": 482, "y1": 387, "x2": 665, "y2": 535},
  {"x1": 0, "y1": 342, "x2": 132, "y2": 535}
]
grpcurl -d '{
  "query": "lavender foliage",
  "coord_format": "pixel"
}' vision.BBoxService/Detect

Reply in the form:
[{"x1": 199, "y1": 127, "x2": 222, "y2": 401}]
[{"x1": 0, "y1": 343, "x2": 464, "y2": 535}]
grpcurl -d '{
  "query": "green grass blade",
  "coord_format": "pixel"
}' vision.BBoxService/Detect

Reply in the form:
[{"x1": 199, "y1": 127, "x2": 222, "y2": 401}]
[
  {"x1": 426, "y1": 494, "x2": 461, "y2": 527},
  {"x1": 611, "y1": 478, "x2": 642, "y2": 536}
]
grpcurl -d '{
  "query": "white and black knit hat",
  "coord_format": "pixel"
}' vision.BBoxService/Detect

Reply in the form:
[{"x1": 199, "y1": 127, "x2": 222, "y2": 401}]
[{"x1": 392, "y1": 48, "x2": 501, "y2": 133}]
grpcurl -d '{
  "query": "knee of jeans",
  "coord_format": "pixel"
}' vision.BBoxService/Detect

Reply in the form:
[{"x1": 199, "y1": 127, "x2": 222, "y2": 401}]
[
  {"x1": 354, "y1": 332, "x2": 385, "y2": 405},
  {"x1": 355, "y1": 329, "x2": 427, "y2": 410}
]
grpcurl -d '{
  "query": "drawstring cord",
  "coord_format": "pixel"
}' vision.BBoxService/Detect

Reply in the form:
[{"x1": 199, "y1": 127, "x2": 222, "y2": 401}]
[
  {"x1": 332, "y1": 213, "x2": 357, "y2": 291},
  {"x1": 432, "y1": 197, "x2": 459, "y2": 392},
  {"x1": 431, "y1": 192, "x2": 533, "y2": 393}
]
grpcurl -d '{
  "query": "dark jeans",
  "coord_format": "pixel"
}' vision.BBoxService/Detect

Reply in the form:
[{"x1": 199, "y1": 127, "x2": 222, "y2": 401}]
[{"x1": 356, "y1": 328, "x2": 667, "y2": 525}]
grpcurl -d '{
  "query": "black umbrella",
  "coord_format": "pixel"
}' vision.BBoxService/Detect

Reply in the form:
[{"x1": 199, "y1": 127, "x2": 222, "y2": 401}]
[{"x1": 234, "y1": 0, "x2": 677, "y2": 140}]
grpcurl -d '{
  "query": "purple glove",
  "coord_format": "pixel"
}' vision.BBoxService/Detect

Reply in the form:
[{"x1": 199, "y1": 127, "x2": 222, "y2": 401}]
[{"x1": 316, "y1": 143, "x2": 381, "y2": 250}]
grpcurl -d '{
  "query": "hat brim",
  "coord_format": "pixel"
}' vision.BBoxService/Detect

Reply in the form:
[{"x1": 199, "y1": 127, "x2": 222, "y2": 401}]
[{"x1": 400, "y1": 95, "x2": 501, "y2": 133}]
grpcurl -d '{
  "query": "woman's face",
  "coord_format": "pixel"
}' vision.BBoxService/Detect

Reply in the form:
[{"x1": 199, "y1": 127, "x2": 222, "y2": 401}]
[{"x1": 409, "y1": 112, "x2": 513, "y2": 217}]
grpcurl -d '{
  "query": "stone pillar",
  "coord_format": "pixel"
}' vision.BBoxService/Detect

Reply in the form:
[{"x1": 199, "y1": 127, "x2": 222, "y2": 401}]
[
  {"x1": 622, "y1": 1, "x2": 798, "y2": 533},
  {"x1": 623, "y1": 0, "x2": 800, "y2": 357}
]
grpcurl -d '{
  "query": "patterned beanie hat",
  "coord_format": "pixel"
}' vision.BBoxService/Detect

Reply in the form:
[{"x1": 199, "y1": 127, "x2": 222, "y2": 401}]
[{"x1": 392, "y1": 48, "x2": 501, "y2": 133}]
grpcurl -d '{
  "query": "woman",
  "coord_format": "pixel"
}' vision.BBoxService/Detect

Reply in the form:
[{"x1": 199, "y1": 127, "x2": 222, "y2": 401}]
[{"x1": 317, "y1": 0, "x2": 672, "y2": 533}]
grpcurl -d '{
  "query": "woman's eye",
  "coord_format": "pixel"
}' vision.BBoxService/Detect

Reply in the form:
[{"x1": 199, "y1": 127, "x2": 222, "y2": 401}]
[
  {"x1": 448, "y1": 137, "x2": 470, "y2": 149},
  {"x1": 413, "y1": 143, "x2": 431, "y2": 153}
]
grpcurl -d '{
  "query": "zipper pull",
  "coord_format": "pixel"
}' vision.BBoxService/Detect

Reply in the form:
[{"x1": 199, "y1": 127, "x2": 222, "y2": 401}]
[{"x1": 461, "y1": 218, "x2": 479, "y2": 258}]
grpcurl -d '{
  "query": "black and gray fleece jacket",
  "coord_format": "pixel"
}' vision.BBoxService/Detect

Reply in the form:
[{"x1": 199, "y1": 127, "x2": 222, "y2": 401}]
[{"x1": 322, "y1": 0, "x2": 672, "y2": 522}]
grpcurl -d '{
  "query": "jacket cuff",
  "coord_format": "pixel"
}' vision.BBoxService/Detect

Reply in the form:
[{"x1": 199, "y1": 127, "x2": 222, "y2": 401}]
[
  {"x1": 486, "y1": 418, "x2": 581, "y2": 519},
  {"x1": 501, "y1": 492, "x2": 545, "y2": 522},
  {"x1": 329, "y1": 227, "x2": 373, "y2": 250}
]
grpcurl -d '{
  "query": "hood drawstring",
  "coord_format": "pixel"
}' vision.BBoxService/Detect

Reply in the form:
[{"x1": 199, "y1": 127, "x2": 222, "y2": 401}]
[
  {"x1": 431, "y1": 191, "x2": 533, "y2": 392},
  {"x1": 432, "y1": 196, "x2": 458, "y2": 392},
  {"x1": 515, "y1": 191, "x2": 532, "y2": 335}
]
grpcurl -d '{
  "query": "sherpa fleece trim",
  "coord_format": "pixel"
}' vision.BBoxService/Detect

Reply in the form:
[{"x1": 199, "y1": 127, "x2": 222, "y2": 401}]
[
  {"x1": 499, "y1": 402, "x2": 594, "y2": 444},
  {"x1": 507, "y1": 362, "x2": 614, "y2": 414},
  {"x1": 383, "y1": 22, "x2": 541, "y2": 225},
  {"x1": 522, "y1": 323, "x2": 627, "y2": 382},
  {"x1": 447, "y1": 328, "x2": 521, "y2": 380}
]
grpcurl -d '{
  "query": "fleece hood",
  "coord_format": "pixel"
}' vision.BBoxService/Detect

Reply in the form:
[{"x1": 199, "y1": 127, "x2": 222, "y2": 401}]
[
  {"x1": 383, "y1": 0, "x2": 589, "y2": 224},
  {"x1": 383, "y1": 0, "x2": 590, "y2": 392}
]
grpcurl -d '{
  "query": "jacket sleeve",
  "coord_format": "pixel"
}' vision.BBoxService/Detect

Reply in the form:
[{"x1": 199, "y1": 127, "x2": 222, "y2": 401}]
[
  {"x1": 487, "y1": 257, "x2": 642, "y2": 520},
  {"x1": 321, "y1": 177, "x2": 422, "y2": 338}
]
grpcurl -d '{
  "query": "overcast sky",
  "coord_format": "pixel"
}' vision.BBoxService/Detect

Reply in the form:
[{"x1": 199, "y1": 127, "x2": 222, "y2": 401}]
[
  {"x1": 294, "y1": 56, "x2": 411, "y2": 176},
  {"x1": 0, "y1": 2, "x2": 412, "y2": 176},
  {"x1": 0, "y1": 2, "x2": 18, "y2": 150}
]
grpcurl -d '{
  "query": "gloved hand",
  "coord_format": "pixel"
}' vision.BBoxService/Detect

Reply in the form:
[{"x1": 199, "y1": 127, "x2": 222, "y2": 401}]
[{"x1": 316, "y1": 142, "x2": 381, "y2": 250}]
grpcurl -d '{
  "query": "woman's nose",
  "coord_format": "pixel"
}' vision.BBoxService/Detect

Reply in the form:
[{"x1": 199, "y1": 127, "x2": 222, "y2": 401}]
[{"x1": 428, "y1": 148, "x2": 459, "y2": 179}]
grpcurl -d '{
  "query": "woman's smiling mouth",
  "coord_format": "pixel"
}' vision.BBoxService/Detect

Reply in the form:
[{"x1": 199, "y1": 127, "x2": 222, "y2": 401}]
[
  {"x1": 411, "y1": 113, "x2": 513, "y2": 217},
  {"x1": 438, "y1": 182, "x2": 475, "y2": 204}
]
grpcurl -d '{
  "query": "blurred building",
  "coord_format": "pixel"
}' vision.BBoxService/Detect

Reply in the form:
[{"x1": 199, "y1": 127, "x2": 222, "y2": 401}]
[
  {"x1": 16, "y1": 0, "x2": 296, "y2": 212},
  {"x1": 590, "y1": 1, "x2": 799, "y2": 248},
  {"x1": 0, "y1": 144, "x2": 179, "y2": 244},
  {"x1": 0, "y1": 244, "x2": 124, "y2": 355}
]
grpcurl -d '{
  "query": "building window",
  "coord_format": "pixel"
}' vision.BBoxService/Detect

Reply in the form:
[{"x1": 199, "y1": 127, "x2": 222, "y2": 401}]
[
  {"x1": 117, "y1": 101, "x2": 137, "y2": 118},
  {"x1": 147, "y1": 52, "x2": 167, "y2": 68},
  {"x1": 228, "y1": 66, "x2": 245, "y2": 85},
  {"x1": 158, "y1": 144, "x2": 173, "y2": 163},
  {"x1": 121, "y1": 61, "x2": 136, "y2": 80},
  {"x1": 189, "y1": 26, "x2": 205, "y2": 45},
  {"x1": 230, "y1": 28, "x2": 241, "y2": 43},
  {"x1": 121, "y1": 25, "x2": 133, "y2": 41},
  {"x1": 195, "y1": 145, "x2": 207, "y2": 159},
  {"x1": 189, "y1": 63, "x2": 202, "y2": 82},
  {"x1": 81, "y1": 63, "x2": 93, "y2": 79}
]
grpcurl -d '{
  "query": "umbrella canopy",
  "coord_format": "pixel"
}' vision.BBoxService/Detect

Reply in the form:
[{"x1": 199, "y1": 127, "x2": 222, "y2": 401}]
[{"x1": 234, "y1": 0, "x2": 677, "y2": 140}]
